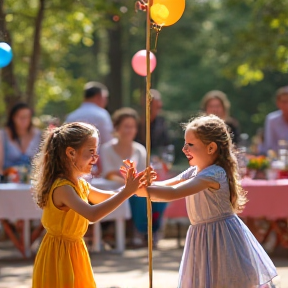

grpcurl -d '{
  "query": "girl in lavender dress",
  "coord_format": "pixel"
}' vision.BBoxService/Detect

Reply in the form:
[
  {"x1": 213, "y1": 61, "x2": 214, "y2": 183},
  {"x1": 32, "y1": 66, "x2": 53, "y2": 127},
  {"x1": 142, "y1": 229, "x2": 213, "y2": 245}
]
[{"x1": 136, "y1": 114, "x2": 277, "y2": 288}]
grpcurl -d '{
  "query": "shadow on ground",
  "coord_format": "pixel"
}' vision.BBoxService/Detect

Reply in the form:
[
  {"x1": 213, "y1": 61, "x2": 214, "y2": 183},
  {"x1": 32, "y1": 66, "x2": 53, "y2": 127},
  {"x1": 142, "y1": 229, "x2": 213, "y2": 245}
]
[{"x1": 1, "y1": 239, "x2": 288, "y2": 288}]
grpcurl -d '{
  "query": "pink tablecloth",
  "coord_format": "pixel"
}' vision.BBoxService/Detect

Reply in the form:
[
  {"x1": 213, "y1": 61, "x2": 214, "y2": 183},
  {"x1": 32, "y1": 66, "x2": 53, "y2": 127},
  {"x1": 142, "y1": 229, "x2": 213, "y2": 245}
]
[
  {"x1": 164, "y1": 199, "x2": 187, "y2": 218},
  {"x1": 164, "y1": 179, "x2": 288, "y2": 220},
  {"x1": 241, "y1": 178, "x2": 288, "y2": 219}
]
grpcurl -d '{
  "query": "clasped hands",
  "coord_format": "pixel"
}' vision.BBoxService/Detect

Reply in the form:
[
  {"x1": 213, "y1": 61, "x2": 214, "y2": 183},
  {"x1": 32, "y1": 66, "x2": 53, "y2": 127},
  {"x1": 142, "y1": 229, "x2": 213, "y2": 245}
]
[{"x1": 120, "y1": 159, "x2": 157, "y2": 195}]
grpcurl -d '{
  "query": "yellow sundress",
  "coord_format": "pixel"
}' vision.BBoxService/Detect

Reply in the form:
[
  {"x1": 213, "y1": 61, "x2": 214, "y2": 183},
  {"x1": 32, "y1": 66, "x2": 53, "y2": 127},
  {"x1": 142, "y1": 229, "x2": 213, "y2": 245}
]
[{"x1": 32, "y1": 178, "x2": 96, "y2": 288}]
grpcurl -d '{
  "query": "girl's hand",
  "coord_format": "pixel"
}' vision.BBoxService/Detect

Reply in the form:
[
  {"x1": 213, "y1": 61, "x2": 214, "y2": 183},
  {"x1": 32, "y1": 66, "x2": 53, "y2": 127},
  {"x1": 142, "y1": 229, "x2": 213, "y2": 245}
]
[
  {"x1": 122, "y1": 167, "x2": 144, "y2": 196},
  {"x1": 139, "y1": 167, "x2": 158, "y2": 188},
  {"x1": 120, "y1": 159, "x2": 136, "y2": 181},
  {"x1": 120, "y1": 160, "x2": 157, "y2": 188}
]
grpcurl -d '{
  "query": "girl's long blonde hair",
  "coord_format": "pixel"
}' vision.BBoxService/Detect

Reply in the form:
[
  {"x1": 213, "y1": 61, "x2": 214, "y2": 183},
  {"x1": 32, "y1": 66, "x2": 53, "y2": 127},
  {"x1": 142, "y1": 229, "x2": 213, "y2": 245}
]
[
  {"x1": 184, "y1": 115, "x2": 247, "y2": 213},
  {"x1": 31, "y1": 122, "x2": 98, "y2": 208}
]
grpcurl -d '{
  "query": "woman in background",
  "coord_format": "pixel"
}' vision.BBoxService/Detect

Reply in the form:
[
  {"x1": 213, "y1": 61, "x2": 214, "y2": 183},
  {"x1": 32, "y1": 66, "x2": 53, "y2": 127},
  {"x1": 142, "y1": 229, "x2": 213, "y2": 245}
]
[
  {"x1": 100, "y1": 107, "x2": 166, "y2": 247},
  {"x1": 0, "y1": 102, "x2": 41, "y2": 175},
  {"x1": 201, "y1": 90, "x2": 241, "y2": 145}
]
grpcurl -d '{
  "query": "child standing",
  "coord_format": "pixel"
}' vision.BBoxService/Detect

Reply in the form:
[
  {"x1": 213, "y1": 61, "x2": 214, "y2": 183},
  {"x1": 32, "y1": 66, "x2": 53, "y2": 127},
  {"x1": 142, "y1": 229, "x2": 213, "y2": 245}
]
[
  {"x1": 137, "y1": 115, "x2": 277, "y2": 288},
  {"x1": 31, "y1": 122, "x2": 142, "y2": 288}
]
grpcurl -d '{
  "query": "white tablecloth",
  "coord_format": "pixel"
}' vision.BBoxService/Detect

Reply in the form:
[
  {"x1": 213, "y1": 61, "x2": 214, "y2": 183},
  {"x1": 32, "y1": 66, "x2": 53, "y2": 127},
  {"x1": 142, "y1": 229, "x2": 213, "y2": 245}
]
[
  {"x1": 90, "y1": 178, "x2": 131, "y2": 221},
  {"x1": 0, "y1": 178, "x2": 131, "y2": 256},
  {"x1": 0, "y1": 183, "x2": 42, "y2": 220}
]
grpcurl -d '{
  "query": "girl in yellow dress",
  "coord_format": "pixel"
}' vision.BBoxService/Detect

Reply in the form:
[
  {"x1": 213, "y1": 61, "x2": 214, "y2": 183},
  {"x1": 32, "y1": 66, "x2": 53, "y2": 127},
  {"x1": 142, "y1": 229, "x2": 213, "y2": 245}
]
[{"x1": 31, "y1": 122, "x2": 143, "y2": 288}]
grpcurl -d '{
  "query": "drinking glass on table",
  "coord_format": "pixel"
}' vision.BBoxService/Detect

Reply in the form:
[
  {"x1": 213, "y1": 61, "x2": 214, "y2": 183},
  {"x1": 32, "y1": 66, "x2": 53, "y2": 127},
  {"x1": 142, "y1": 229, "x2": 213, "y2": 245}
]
[
  {"x1": 278, "y1": 140, "x2": 288, "y2": 178},
  {"x1": 150, "y1": 145, "x2": 175, "y2": 181},
  {"x1": 237, "y1": 147, "x2": 248, "y2": 178},
  {"x1": 161, "y1": 144, "x2": 175, "y2": 170},
  {"x1": 278, "y1": 140, "x2": 288, "y2": 166}
]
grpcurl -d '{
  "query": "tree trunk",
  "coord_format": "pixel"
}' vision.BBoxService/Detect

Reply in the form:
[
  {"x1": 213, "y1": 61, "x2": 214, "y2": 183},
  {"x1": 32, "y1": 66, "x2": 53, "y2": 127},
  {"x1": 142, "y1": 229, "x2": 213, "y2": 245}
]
[
  {"x1": 26, "y1": 0, "x2": 45, "y2": 109},
  {"x1": 0, "y1": 0, "x2": 21, "y2": 112},
  {"x1": 106, "y1": 19, "x2": 123, "y2": 114}
]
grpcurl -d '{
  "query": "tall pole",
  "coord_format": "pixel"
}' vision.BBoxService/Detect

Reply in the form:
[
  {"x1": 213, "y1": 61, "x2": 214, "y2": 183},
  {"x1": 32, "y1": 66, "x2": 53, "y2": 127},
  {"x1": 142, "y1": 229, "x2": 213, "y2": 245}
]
[{"x1": 145, "y1": 1, "x2": 153, "y2": 288}]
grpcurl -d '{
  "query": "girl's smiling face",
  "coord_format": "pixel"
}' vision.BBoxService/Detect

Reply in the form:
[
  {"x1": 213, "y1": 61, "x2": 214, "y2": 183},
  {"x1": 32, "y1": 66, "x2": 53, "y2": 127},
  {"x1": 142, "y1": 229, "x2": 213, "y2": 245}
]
[
  {"x1": 182, "y1": 129, "x2": 217, "y2": 171},
  {"x1": 69, "y1": 134, "x2": 99, "y2": 175}
]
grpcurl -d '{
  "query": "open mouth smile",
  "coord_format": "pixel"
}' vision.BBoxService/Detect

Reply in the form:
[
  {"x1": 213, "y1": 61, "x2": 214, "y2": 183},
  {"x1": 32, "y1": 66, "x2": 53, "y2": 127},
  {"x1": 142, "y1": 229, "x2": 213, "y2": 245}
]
[{"x1": 185, "y1": 154, "x2": 193, "y2": 161}]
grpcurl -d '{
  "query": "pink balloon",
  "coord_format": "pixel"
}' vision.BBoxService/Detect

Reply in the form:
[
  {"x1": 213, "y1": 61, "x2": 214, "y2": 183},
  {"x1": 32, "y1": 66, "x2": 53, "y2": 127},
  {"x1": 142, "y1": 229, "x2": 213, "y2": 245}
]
[{"x1": 131, "y1": 50, "x2": 157, "y2": 76}]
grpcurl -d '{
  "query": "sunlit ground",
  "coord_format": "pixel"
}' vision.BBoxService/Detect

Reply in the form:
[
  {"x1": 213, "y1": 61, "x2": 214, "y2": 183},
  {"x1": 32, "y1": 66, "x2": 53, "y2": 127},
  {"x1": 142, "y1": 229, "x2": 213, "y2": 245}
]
[{"x1": 0, "y1": 238, "x2": 287, "y2": 288}]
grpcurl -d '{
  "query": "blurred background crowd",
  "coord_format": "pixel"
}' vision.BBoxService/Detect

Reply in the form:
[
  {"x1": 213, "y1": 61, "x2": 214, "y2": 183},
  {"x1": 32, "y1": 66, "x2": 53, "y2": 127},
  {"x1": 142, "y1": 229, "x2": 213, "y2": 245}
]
[{"x1": 0, "y1": 1, "x2": 287, "y2": 163}]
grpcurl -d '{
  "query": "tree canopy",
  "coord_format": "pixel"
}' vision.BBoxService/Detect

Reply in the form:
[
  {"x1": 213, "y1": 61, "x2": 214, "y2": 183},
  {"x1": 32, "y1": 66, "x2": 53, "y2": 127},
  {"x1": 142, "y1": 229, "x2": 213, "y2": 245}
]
[{"x1": 0, "y1": 0, "x2": 287, "y2": 143}]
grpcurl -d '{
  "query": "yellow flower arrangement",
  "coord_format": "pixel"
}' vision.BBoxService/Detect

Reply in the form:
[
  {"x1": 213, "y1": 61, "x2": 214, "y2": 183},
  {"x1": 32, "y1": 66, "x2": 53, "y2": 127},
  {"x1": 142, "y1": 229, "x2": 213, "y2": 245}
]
[{"x1": 247, "y1": 155, "x2": 270, "y2": 171}]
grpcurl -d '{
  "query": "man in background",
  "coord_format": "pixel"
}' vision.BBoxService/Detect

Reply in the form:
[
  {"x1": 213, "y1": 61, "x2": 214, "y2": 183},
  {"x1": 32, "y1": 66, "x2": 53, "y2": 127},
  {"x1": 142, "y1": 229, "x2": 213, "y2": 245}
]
[
  {"x1": 264, "y1": 86, "x2": 288, "y2": 153},
  {"x1": 136, "y1": 89, "x2": 172, "y2": 245},
  {"x1": 137, "y1": 89, "x2": 170, "y2": 154},
  {"x1": 66, "y1": 81, "x2": 113, "y2": 145},
  {"x1": 150, "y1": 89, "x2": 171, "y2": 153}
]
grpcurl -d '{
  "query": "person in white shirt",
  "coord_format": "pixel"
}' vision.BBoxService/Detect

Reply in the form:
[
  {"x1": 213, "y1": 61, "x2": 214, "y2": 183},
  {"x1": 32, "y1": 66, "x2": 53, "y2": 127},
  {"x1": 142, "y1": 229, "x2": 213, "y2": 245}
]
[
  {"x1": 100, "y1": 107, "x2": 166, "y2": 247},
  {"x1": 65, "y1": 82, "x2": 113, "y2": 145},
  {"x1": 263, "y1": 86, "x2": 288, "y2": 153},
  {"x1": 100, "y1": 108, "x2": 146, "y2": 182}
]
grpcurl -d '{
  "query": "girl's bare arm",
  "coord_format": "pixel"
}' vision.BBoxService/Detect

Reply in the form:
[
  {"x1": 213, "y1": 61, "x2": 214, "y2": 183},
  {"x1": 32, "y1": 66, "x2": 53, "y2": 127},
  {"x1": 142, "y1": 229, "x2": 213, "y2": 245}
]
[
  {"x1": 53, "y1": 169, "x2": 142, "y2": 222},
  {"x1": 152, "y1": 175, "x2": 184, "y2": 186},
  {"x1": 138, "y1": 176, "x2": 219, "y2": 202},
  {"x1": 88, "y1": 185, "x2": 116, "y2": 204}
]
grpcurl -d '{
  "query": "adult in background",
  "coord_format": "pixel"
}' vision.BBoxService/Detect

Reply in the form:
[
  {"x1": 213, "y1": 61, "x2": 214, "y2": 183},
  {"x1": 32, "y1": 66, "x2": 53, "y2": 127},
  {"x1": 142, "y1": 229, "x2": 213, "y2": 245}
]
[
  {"x1": 137, "y1": 89, "x2": 170, "y2": 153},
  {"x1": 100, "y1": 107, "x2": 166, "y2": 247},
  {"x1": 136, "y1": 89, "x2": 171, "y2": 238},
  {"x1": 263, "y1": 86, "x2": 288, "y2": 153},
  {"x1": 151, "y1": 89, "x2": 170, "y2": 153},
  {"x1": 136, "y1": 89, "x2": 173, "y2": 179},
  {"x1": 0, "y1": 102, "x2": 41, "y2": 177},
  {"x1": 201, "y1": 90, "x2": 241, "y2": 145},
  {"x1": 0, "y1": 102, "x2": 42, "y2": 255},
  {"x1": 65, "y1": 82, "x2": 113, "y2": 145},
  {"x1": 150, "y1": 89, "x2": 171, "y2": 154}
]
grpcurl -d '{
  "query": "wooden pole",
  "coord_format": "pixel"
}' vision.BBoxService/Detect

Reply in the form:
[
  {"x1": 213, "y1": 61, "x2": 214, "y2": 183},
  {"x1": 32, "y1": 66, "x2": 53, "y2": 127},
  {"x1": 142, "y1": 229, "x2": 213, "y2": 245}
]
[{"x1": 145, "y1": 1, "x2": 153, "y2": 287}]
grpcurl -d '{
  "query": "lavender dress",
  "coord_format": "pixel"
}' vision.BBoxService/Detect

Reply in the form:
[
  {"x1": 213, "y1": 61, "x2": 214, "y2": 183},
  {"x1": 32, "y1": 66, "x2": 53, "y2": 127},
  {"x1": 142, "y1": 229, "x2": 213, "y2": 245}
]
[{"x1": 178, "y1": 165, "x2": 277, "y2": 288}]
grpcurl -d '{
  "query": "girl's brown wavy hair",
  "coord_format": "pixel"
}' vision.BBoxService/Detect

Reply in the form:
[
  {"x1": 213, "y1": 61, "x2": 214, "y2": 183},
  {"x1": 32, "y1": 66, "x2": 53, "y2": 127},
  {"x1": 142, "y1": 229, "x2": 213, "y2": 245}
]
[
  {"x1": 31, "y1": 122, "x2": 98, "y2": 208},
  {"x1": 183, "y1": 115, "x2": 247, "y2": 213}
]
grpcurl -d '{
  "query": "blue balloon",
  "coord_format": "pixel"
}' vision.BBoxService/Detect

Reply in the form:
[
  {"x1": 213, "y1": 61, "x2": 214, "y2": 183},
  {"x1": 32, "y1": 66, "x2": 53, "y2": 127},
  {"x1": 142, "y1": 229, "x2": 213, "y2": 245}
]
[{"x1": 0, "y1": 42, "x2": 13, "y2": 68}]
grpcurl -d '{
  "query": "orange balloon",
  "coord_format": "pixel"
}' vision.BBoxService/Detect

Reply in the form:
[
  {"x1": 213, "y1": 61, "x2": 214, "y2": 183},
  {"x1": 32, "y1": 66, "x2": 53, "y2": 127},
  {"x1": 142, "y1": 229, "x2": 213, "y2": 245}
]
[{"x1": 150, "y1": 0, "x2": 185, "y2": 26}]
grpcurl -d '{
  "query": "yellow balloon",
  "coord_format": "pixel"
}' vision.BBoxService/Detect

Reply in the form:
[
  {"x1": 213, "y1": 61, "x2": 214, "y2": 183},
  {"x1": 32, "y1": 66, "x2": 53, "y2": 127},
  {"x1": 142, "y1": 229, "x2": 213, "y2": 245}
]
[
  {"x1": 151, "y1": 3, "x2": 170, "y2": 22},
  {"x1": 150, "y1": 0, "x2": 185, "y2": 26}
]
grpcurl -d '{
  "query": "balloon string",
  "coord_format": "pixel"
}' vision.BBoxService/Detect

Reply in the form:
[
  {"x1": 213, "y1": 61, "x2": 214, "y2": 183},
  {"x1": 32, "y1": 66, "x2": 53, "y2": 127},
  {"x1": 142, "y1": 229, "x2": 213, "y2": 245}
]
[{"x1": 151, "y1": 23, "x2": 162, "y2": 53}]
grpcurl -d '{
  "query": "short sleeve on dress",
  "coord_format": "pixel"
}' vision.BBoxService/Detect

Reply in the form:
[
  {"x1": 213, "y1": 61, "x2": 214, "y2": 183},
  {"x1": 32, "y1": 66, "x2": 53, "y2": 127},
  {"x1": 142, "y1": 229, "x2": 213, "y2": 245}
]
[
  {"x1": 179, "y1": 166, "x2": 197, "y2": 180},
  {"x1": 197, "y1": 165, "x2": 226, "y2": 183}
]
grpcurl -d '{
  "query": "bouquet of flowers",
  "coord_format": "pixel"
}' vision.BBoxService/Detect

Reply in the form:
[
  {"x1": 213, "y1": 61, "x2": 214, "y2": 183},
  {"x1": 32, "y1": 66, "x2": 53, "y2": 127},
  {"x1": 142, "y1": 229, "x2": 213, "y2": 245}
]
[
  {"x1": 3, "y1": 165, "x2": 31, "y2": 183},
  {"x1": 246, "y1": 155, "x2": 270, "y2": 171}
]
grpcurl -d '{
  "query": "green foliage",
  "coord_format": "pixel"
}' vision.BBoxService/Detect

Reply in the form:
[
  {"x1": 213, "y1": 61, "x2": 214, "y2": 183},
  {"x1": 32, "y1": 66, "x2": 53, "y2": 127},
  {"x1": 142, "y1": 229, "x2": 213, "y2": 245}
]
[
  {"x1": 1, "y1": 0, "x2": 113, "y2": 117},
  {"x1": 145, "y1": 0, "x2": 288, "y2": 138},
  {"x1": 1, "y1": 0, "x2": 288, "y2": 147},
  {"x1": 224, "y1": 0, "x2": 288, "y2": 80}
]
